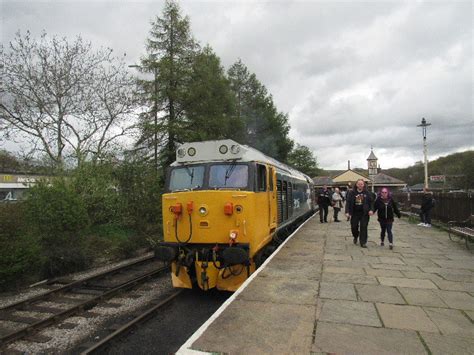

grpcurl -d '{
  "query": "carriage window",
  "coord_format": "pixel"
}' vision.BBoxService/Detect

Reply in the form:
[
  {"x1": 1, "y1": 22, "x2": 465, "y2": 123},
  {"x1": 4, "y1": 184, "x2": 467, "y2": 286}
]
[
  {"x1": 209, "y1": 164, "x2": 248, "y2": 188},
  {"x1": 257, "y1": 164, "x2": 266, "y2": 191},
  {"x1": 169, "y1": 166, "x2": 205, "y2": 191}
]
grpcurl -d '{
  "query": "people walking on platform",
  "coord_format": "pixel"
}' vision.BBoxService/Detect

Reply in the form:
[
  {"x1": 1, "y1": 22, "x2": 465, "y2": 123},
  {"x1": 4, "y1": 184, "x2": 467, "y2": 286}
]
[
  {"x1": 332, "y1": 187, "x2": 343, "y2": 222},
  {"x1": 419, "y1": 188, "x2": 435, "y2": 227},
  {"x1": 345, "y1": 179, "x2": 374, "y2": 248},
  {"x1": 317, "y1": 185, "x2": 331, "y2": 223},
  {"x1": 373, "y1": 187, "x2": 401, "y2": 250}
]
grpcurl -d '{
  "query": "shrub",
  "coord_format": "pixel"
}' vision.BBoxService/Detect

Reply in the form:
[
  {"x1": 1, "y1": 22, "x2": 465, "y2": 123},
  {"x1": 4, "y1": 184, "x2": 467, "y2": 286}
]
[
  {"x1": 24, "y1": 179, "x2": 91, "y2": 277},
  {"x1": 114, "y1": 161, "x2": 162, "y2": 236},
  {"x1": 0, "y1": 203, "x2": 42, "y2": 290}
]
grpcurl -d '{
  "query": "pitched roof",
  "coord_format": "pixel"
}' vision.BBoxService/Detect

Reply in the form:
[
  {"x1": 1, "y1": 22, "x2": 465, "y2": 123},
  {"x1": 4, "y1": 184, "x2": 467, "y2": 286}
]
[
  {"x1": 372, "y1": 172, "x2": 405, "y2": 185},
  {"x1": 332, "y1": 169, "x2": 370, "y2": 183},
  {"x1": 367, "y1": 150, "x2": 377, "y2": 160},
  {"x1": 312, "y1": 176, "x2": 333, "y2": 185}
]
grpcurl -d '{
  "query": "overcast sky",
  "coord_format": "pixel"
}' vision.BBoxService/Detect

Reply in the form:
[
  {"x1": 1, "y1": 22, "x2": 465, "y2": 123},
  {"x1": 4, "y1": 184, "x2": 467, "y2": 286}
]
[{"x1": 1, "y1": 0, "x2": 472, "y2": 170}]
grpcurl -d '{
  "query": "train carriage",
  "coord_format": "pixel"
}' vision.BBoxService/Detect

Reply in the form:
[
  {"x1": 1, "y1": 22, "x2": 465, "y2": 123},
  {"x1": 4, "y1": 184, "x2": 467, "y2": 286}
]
[{"x1": 154, "y1": 139, "x2": 316, "y2": 291}]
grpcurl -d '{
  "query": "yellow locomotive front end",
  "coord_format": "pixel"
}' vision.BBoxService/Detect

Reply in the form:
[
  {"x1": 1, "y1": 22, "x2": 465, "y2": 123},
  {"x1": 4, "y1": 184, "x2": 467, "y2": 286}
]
[{"x1": 154, "y1": 140, "x2": 277, "y2": 291}]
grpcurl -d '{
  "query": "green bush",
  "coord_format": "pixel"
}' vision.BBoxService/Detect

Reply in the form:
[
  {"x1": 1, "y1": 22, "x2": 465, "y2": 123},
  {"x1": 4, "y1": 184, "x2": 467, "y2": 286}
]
[
  {"x1": 24, "y1": 179, "x2": 91, "y2": 277},
  {"x1": 1, "y1": 160, "x2": 163, "y2": 290},
  {"x1": 114, "y1": 161, "x2": 162, "y2": 236},
  {"x1": 72, "y1": 163, "x2": 122, "y2": 226},
  {"x1": 0, "y1": 203, "x2": 42, "y2": 290}
]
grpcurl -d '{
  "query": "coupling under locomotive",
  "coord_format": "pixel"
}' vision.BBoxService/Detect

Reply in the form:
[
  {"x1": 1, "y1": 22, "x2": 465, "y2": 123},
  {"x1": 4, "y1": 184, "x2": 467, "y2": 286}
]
[{"x1": 154, "y1": 139, "x2": 316, "y2": 291}]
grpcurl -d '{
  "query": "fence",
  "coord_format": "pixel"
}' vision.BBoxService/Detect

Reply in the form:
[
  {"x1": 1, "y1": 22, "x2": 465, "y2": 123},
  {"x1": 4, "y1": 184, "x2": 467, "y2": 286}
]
[{"x1": 392, "y1": 191, "x2": 473, "y2": 223}]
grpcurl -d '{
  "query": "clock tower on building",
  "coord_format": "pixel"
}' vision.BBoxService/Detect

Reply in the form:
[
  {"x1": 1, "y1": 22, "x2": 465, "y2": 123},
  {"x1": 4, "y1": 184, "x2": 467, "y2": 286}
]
[{"x1": 367, "y1": 147, "x2": 378, "y2": 182}]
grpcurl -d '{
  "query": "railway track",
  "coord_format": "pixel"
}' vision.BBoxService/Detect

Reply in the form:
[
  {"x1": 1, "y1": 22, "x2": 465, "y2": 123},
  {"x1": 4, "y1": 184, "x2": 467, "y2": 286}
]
[
  {"x1": 0, "y1": 255, "x2": 168, "y2": 348},
  {"x1": 79, "y1": 290, "x2": 183, "y2": 354}
]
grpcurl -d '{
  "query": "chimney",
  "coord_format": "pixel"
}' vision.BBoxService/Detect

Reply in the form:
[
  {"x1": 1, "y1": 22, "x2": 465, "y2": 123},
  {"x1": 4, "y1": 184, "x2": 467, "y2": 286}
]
[{"x1": 348, "y1": 160, "x2": 351, "y2": 170}]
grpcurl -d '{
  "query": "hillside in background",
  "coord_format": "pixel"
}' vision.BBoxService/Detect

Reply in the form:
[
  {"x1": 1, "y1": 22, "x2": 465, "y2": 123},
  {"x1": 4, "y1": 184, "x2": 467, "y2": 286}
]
[
  {"x1": 317, "y1": 150, "x2": 473, "y2": 190},
  {"x1": 383, "y1": 150, "x2": 473, "y2": 189}
]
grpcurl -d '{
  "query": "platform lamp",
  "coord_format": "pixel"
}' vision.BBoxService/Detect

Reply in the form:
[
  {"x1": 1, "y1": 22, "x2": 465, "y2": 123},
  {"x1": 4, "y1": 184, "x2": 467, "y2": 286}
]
[{"x1": 417, "y1": 118, "x2": 431, "y2": 190}]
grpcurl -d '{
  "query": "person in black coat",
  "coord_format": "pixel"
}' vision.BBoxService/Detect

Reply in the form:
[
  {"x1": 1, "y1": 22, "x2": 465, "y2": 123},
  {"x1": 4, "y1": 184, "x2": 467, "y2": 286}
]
[
  {"x1": 345, "y1": 179, "x2": 374, "y2": 248},
  {"x1": 419, "y1": 188, "x2": 435, "y2": 227},
  {"x1": 317, "y1": 185, "x2": 331, "y2": 223},
  {"x1": 373, "y1": 187, "x2": 401, "y2": 250}
]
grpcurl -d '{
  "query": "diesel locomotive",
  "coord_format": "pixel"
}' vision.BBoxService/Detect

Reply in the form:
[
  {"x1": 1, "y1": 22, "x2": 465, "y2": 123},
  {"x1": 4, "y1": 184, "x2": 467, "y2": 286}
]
[{"x1": 154, "y1": 139, "x2": 316, "y2": 291}]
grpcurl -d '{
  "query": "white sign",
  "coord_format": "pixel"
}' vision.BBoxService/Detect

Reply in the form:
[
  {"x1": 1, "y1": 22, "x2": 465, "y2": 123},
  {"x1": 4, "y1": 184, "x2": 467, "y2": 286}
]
[
  {"x1": 18, "y1": 177, "x2": 38, "y2": 183},
  {"x1": 429, "y1": 175, "x2": 445, "y2": 182}
]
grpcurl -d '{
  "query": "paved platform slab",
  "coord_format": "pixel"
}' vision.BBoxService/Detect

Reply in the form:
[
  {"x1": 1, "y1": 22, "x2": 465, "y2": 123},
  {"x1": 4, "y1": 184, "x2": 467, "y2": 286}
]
[{"x1": 179, "y1": 214, "x2": 474, "y2": 354}]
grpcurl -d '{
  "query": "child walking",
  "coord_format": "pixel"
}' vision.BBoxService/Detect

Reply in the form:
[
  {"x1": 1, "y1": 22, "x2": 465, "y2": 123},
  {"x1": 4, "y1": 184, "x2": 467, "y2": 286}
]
[{"x1": 373, "y1": 187, "x2": 401, "y2": 250}]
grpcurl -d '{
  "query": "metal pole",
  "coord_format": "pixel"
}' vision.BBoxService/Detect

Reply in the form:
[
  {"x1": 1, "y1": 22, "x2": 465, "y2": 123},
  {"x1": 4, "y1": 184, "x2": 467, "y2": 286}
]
[
  {"x1": 417, "y1": 118, "x2": 431, "y2": 190},
  {"x1": 423, "y1": 134, "x2": 428, "y2": 189}
]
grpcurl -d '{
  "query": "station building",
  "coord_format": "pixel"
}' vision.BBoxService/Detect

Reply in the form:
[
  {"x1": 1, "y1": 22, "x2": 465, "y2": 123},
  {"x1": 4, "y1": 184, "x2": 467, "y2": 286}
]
[{"x1": 313, "y1": 149, "x2": 406, "y2": 192}]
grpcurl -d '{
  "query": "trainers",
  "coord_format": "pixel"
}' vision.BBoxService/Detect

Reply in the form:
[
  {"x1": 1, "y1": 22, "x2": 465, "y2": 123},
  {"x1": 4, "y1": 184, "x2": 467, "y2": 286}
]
[
  {"x1": 425, "y1": 224, "x2": 432, "y2": 228},
  {"x1": 389, "y1": 243, "x2": 393, "y2": 250},
  {"x1": 417, "y1": 223, "x2": 425, "y2": 226},
  {"x1": 380, "y1": 242, "x2": 384, "y2": 246},
  {"x1": 361, "y1": 244, "x2": 367, "y2": 248},
  {"x1": 353, "y1": 238, "x2": 358, "y2": 244}
]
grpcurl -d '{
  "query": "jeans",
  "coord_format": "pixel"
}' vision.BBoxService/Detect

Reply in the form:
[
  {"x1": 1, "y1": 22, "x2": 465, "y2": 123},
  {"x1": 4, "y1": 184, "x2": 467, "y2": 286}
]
[
  {"x1": 379, "y1": 220, "x2": 393, "y2": 243},
  {"x1": 333, "y1": 207, "x2": 340, "y2": 221},
  {"x1": 420, "y1": 210, "x2": 432, "y2": 224},
  {"x1": 351, "y1": 213, "x2": 369, "y2": 245},
  {"x1": 319, "y1": 205, "x2": 328, "y2": 222}
]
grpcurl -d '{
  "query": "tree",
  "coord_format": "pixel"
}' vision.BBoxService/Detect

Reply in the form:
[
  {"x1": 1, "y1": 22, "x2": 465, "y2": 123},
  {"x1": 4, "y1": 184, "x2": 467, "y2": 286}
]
[
  {"x1": 287, "y1": 144, "x2": 321, "y2": 177},
  {"x1": 181, "y1": 45, "x2": 244, "y2": 142},
  {"x1": 227, "y1": 59, "x2": 293, "y2": 161},
  {"x1": 137, "y1": 0, "x2": 198, "y2": 171},
  {"x1": 0, "y1": 150, "x2": 21, "y2": 172},
  {"x1": 0, "y1": 31, "x2": 137, "y2": 169}
]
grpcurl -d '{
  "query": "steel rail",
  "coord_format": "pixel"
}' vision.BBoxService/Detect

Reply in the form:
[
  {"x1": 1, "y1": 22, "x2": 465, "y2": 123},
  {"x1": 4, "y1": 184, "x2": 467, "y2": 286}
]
[
  {"x1": 80, "y1": 290, "x2": 183, "y2": 355},
  {"x1": 0, "y1": 255, "x2": 156, "y2": 312},
  {"x1": 0, "y1": 265, "x2": 169, "y2": 347}
]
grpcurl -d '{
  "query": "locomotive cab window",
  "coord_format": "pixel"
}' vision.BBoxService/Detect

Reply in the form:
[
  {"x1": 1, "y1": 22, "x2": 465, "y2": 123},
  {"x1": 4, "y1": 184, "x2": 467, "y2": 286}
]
[
  {"x1": 209, "y1": 163, "x2": 248, "y2": 189},
  {"x1": 169, "y1": 165, "x2": 205, "y2": 191},
  {"x1": 257, "y1": 164, "x2": 267, "y2": 191}
]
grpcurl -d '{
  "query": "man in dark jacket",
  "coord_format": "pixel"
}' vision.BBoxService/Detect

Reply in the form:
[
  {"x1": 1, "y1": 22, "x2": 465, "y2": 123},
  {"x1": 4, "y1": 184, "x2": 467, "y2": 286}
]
[
  {"x1": 419, "y1": 188, "x2": 435, "y2": 227},
  {"x1": 345, "y1": 179, "x2": 374, "y2": 248},
  {"x1": 317, "y1": 185, "x2": 331, "y2": 223}
]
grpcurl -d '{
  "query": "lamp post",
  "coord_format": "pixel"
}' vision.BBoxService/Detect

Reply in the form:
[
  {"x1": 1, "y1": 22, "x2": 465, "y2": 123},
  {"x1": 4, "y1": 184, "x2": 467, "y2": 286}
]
[{"x1": 417, "y1": 117, "x2": 431, "y2": 189}]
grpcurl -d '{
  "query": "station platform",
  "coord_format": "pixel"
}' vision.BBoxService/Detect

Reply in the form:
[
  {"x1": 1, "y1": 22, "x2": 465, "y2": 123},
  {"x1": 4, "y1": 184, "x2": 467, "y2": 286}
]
[{"x1": 178, "y1": 214, "x2": 474, "y2": 354}]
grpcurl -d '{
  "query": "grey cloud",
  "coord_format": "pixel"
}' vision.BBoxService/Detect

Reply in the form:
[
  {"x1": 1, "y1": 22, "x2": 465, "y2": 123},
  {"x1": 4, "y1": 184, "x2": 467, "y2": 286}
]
[{"x1": 1, "y1": 0, "x2": 472, "y2": 170}]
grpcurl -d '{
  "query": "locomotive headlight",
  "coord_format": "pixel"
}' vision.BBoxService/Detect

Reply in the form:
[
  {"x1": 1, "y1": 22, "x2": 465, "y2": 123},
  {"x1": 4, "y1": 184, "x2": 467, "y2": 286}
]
[
  {"x1": 199, "y1": 206, "x2": 208, "y2": 216},
  {"x1": 230, "y1": 145, "x2": 240, "y2": 154},
  {"x1": 219, "y1": 144, "x2": 228, "y2": 154},
  {"x1": 187, "y1": 147, "x2": 196, "y2": 156},
  {"x1": 177, "y1": 148, "x2": 186, "y2": 158}
]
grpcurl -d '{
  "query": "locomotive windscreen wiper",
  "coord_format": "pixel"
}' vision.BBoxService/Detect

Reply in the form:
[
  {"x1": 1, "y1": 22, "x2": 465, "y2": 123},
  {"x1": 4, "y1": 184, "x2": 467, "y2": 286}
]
[
  {"x1": 224, "y1": 161, "x2": 237, "y2": 186},
  {"x1": 185, "y1": 167, "x2": 194, "y2": 185}
]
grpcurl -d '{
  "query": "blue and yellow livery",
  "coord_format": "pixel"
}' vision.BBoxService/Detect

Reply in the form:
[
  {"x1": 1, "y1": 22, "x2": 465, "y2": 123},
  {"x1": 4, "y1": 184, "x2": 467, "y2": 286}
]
[{"x1": 154, "y1": 140, "x2": 316, "y2": 291}]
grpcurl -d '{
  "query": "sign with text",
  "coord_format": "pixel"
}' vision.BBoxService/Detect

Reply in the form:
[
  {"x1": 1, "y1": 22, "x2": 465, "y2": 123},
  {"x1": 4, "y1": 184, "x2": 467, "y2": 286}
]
[{"x1": 430, "y1": 175, "x2": 445, "y2": 182}]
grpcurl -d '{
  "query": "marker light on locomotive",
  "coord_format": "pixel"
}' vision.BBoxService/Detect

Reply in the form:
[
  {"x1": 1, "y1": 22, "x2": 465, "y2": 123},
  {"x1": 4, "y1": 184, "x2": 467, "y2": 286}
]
[{"x1": 219, "y1": 144, "x2": 228, "y2": 154}]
